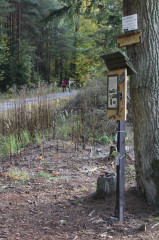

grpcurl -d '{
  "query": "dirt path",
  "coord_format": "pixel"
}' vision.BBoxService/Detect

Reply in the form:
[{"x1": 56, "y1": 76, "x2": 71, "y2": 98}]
[
  {"x1": 0, "y1": 141, "x2": 159, "y2": 240},
  {"x1": 0, "y1": 91, "x2": 78, "y2": 111}
]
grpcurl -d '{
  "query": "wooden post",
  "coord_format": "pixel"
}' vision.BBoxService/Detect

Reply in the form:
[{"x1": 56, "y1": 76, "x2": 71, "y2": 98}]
[
  {"x1": 115, "y1": 120, "x2": 125, "y2": 221},
  {"x1": 101, "y1": 51, "x2": 136, "y2": 222}
]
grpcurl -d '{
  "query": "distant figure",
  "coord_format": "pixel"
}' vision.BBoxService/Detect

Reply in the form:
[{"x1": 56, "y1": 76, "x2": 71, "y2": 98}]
[
  {"x1": 61, "y1": 79, "x2": 67, "y2": 92},
  {"x1": 68, "y1": 78, "x2": 74, "y2": 92}
]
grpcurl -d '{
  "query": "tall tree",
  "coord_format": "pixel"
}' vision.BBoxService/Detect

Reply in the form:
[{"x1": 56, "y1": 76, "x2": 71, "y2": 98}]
[
  {"x1": 0, "y1": 0, "x2": 123, "y2": 90},
  {"x1": 123, "y1": 0, "x2": 159, "y2": 204},
  {"x1": 45, "y1": 0, "x2": 122, "y2": 85}
]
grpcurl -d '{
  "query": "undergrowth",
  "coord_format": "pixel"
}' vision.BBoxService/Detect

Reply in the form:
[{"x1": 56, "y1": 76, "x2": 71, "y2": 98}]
[
  {"x1": 0, "y1": 77, "x2": 124, "y2": 159},
  {"x1": 0, "y1": 82, "x2": 61, "y2": 102}
]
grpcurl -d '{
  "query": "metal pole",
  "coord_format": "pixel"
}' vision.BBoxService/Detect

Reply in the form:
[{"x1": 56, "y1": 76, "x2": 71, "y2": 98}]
[{"x1": 115, "y1": 120, "x2": 125, "y2": 221}]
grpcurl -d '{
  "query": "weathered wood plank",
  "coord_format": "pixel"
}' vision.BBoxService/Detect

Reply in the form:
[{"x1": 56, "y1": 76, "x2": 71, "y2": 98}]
[
  {"x1": 101, "y1": 51, "x2": 136, "y2": 75},
  {"x1": 117, "y1": 32, "x2": 142, "y2": 47}
]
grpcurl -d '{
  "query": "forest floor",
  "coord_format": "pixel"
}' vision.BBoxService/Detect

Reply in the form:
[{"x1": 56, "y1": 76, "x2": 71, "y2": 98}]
[{"x1": 0, "y1": 140, "x2": 159, "y2": 240}]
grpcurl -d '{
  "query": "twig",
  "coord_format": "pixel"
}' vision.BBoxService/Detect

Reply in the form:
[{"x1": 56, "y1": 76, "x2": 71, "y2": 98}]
[{"x1": 151, "y1": 222, "x2": 159, "y2": 229}]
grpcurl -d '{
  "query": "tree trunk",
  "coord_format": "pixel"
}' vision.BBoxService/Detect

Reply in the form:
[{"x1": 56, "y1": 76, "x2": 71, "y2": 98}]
[
  {"x1": 47, "y1": 32, "x2": 50, "y2": 84},
  {"x1": 17, "y1": 0, "x2": 21, "y2": 61},
  {"x1": 54, "y1": 59, "x2": 59, "y2": 78},
  {"x1": 123, "y1": 0, "x2": 159, "y2": 204},
  {"x1": 9, "y1": 0, "x2": 14, "y2": 46}
]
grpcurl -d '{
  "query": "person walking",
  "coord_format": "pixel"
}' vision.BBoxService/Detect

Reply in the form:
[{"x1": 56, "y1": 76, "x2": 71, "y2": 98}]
[
  {"x1": 61, "y1": 79, "x2": 67, "y2": 92},
  {"x1": 68, "y1": 78, "x2": 72, "y2": 92}
]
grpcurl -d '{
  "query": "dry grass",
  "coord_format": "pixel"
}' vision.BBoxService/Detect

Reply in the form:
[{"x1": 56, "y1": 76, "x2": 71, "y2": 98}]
[
  {"x1": 0, "y1": 82, "x2": 61, "y2": 102},
  {"x1": 0, "y1": 77, "x2": 124, "y2": 159}
]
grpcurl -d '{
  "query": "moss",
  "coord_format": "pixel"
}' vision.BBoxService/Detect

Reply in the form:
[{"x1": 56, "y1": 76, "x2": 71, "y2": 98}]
[
  {"x1": 153, "y1": 217, "x2": 159, "y2": 222},
  {"x1": 151, "y1": 159, "x2": 159, "y2": 203},
  {"x1": 111, "y1": 151, "x2": 116, "y2": 158}
]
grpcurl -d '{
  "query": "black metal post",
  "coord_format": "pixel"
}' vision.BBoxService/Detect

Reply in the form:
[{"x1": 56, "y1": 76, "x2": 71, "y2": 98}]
[{"x1": 115, "y1": 120, "x2": 125, "y2": 221}]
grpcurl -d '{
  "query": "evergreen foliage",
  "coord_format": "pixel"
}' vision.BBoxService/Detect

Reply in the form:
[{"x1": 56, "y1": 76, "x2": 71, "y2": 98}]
[{"x1": 0, "y1": 0, "x2": 122, "y2": 91}]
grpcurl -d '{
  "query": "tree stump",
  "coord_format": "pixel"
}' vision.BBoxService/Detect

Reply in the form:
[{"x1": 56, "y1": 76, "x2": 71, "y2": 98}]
[
  {"x1": 109, "y1": 145, "x2": 116, "y2": 159},
  {"x1": 96, "y1": 172, "x2": 116, "y2": 198}
]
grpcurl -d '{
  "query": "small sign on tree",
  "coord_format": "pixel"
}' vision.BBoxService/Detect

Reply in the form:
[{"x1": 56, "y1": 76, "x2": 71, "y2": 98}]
[
  {"x1": 122, "y1": 14, "x2": 138, "y2": 32},
  {"x1": 116, "y1": 14, "x2": 141, "y2": 48}
]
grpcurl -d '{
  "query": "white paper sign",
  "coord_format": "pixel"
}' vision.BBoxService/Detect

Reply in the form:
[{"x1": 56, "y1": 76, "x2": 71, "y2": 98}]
[
  {"x1": 122, "y1": 14, "x2": 138, "y2": 32},
  {"x1": 108, "y1": 76, "x2": 117, "y2": 109}
]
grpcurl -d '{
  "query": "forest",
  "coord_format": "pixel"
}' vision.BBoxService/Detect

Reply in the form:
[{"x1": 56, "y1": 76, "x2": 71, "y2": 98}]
[
  {"x1": 0, "y1": 0, "x2": 159, "y2": 239},
  {"x1": 0, "y1": 0, "x2": 122, "y2": 91}
]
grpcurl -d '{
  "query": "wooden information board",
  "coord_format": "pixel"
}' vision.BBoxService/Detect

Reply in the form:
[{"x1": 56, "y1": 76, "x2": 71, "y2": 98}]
[
  {"x1": 117, "y1": 31, "x2": 141, "y2": 48},
  {"x1": 107, "y1": 68, "x2": 127, "y2": 121},
  {"x1": 101, "y1": 51, "x2": 137, "y2": 222}
]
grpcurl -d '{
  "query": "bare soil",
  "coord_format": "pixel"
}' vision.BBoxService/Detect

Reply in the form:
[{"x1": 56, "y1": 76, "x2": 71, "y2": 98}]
[{"x1": 0, "y1": 141, "x2": 159, "y2": 240}]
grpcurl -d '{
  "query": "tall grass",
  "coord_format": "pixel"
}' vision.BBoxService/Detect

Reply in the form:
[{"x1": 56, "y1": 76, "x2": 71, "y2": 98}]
[
  {"x1": 0, "y1": 131, "x2": 31, "y2": 157},
  {"x1": 0, "y1": 82, "x2": 61, "y2": 102},
  {"x1": 0, "y1": 78, "x2": 115, "y2": 159}
]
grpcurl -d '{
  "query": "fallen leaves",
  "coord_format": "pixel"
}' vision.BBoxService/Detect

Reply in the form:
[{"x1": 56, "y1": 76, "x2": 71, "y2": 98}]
[
  {"x1": 52, "y1": 153, "x2": 62, "y2": 159},
  {"x1": 52, "y1": 171, "x2": 60, "y2": 177},
  {"x1": 34, "y1": 155, "x2": 44, "y2": 161},
  {"x1": 0, "y1": 172, "x2": 27, "y2": 180},
  {"x1": 0, "y1": 140, "x2": 156, "y2": 240}
]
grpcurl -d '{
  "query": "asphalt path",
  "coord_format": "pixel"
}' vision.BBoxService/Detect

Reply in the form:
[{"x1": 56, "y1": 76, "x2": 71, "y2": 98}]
[{"x1": 0, "y1": 90, "x2": 78, "y2": 111}]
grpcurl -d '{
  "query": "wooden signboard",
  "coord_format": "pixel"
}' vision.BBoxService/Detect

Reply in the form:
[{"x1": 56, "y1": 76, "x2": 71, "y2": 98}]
[
  {"x1": 107, "y1": 68, "x2": 127, "y2": 121},
  {"x1": 117, "y1": 31, "x2": 142, "y2": 48},
  {"x1": 101, "y1": 51, "x2": 136, "y2": 222}
]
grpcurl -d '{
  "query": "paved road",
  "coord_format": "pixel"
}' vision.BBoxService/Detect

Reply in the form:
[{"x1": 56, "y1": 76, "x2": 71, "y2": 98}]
[{"x1": 0, "y1": 90, "x2": 78, "y2": 111}]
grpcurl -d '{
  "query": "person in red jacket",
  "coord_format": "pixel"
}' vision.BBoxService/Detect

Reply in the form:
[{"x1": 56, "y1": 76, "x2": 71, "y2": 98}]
[{"x1": 61, "y1": 79, "x2": 67, "y2": 92}]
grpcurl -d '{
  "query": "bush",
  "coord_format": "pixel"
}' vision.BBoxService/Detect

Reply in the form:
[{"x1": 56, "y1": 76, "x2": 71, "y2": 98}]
[{"x1": 65, "y1": 76, "x2": 116, "y2": 137}]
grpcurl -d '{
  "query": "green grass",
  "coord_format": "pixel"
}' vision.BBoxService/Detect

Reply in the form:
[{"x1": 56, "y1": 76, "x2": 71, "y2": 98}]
[
  {"x1": 0, "y1": 131, "x2": 31, "y2": 157},
  {"x1": 153, "y1": 217, "x2": 159, "y2": 222},
  {"x1": 111, "y1": 151, "x2": 116, "y2": 158},
  {"x1": 8, "y1": 169, "x2": 29, "y2": 180},
  {"x1": 36, "y1": 171, "x2": 52, "y2": 179},
  {"x1": 0, "y1": 115, "x2": 115, "y2": 157},
  {"x1": 20, "y1": 131, "x2": 31, "y2": 148},
  {"x1": 0, "y1": 83, "x2": 118, "y2": 159},
  {"x1": 0, "y1": 135, "x2": 19, "y2": 156},
  {"x1": 93, "y1": 130, "x2": 113, "y2": 145}
]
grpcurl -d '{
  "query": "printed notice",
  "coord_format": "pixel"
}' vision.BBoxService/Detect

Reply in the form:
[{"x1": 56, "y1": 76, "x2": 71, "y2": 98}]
[
  {"x1": 122, "y1": 14, "x2": 138, "y2": 32},
  {"x1": 108, "y1": 76, "x2": 117, "y2": 109}
]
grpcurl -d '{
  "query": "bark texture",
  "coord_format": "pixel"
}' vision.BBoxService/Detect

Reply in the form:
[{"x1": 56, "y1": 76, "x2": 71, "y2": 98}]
[{"x1": 123, "y1": 0, "x2": 159, "y2": 204}]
